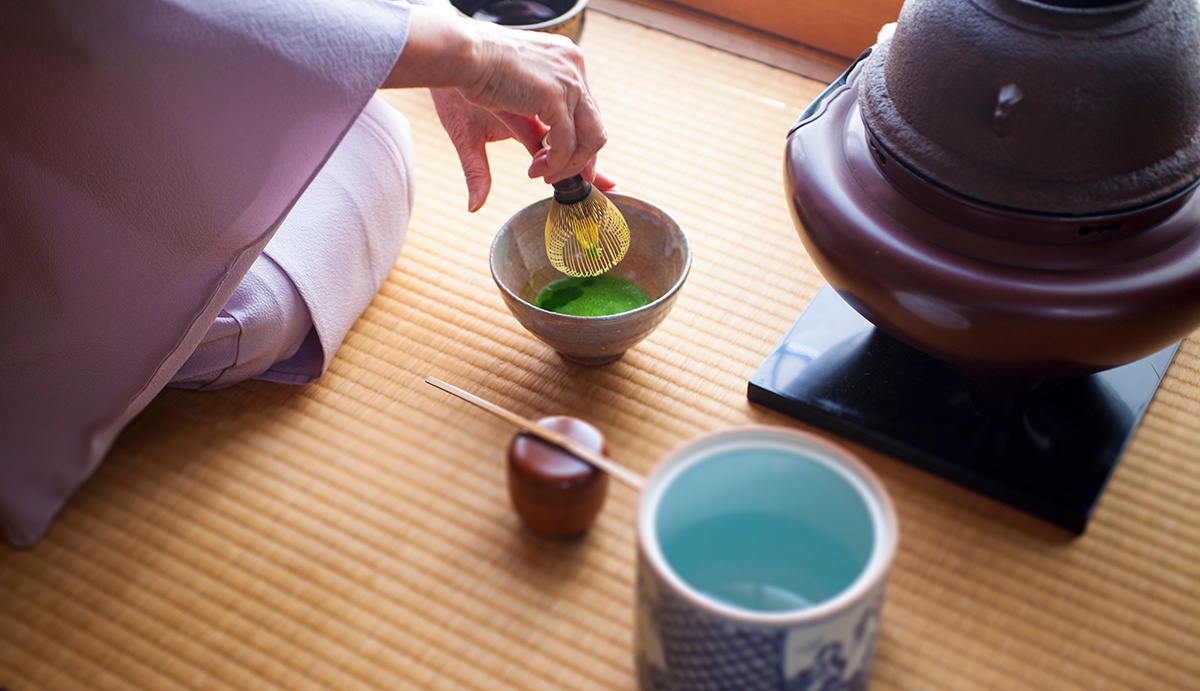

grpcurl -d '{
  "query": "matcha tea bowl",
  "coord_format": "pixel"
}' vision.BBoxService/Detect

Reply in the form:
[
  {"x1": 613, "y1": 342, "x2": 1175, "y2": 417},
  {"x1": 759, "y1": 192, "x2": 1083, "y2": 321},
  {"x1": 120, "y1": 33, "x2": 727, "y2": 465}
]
[{"x1": 490, "y1": 193, "x2": 691, "y2": 366}]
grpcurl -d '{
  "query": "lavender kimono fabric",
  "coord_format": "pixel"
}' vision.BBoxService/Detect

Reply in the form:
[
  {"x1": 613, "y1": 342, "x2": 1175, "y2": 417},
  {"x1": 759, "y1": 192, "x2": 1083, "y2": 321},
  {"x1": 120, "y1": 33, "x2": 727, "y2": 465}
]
[{"x1": 0, "y1": 0, "x2": 414, "y2": 547}]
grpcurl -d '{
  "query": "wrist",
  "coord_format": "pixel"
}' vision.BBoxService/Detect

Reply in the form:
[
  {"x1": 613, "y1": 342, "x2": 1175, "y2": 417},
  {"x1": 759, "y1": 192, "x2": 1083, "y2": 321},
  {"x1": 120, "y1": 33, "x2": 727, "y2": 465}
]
[{"x1": 384, "y1": 5, "x2": 485, "y2": 90}]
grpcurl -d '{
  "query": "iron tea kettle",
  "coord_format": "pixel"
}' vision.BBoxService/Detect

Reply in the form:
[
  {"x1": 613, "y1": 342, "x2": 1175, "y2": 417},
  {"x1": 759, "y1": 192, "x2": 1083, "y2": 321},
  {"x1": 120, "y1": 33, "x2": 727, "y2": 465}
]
[{"x1": 786, "y1": 0, "x2": 1200, "y2": 392}]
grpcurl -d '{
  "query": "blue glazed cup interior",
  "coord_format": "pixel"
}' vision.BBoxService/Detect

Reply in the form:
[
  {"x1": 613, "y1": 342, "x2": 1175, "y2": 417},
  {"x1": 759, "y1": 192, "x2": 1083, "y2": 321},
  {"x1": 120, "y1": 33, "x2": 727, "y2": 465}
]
[{"x1": 639, "y1": 427, "x2": 897, "y2": 622}]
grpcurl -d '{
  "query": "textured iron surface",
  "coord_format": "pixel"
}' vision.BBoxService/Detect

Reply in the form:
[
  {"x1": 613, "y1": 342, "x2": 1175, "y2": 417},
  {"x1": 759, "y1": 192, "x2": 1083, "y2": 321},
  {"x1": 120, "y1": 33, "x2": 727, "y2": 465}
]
[{"x1": 860, "y1": 0, "x2": 1200, "y2": 214}]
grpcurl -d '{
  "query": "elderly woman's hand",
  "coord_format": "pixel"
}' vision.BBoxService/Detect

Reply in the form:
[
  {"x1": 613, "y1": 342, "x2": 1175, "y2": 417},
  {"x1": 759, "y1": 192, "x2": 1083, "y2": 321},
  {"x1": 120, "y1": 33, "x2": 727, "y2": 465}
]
[{"x1": 385, "y1": 5, "x2": 610, "y2": 209}]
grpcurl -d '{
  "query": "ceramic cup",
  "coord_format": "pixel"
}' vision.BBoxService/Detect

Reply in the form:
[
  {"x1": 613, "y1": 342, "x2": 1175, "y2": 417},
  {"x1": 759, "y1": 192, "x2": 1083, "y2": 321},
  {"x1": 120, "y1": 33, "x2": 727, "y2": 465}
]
[
  {"x1": 490, "y1": 193, "x2": 691, "y2": 366},
  {"x1": 635, "y1": 426, "x2": 898, "y2": 691}
]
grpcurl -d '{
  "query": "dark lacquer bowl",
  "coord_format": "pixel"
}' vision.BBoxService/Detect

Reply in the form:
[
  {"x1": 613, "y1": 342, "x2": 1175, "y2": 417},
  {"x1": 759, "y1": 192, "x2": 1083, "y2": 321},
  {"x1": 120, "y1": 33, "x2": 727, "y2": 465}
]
[{"x1": 451, "y1": 0, "x2": 588, "y2": 43}]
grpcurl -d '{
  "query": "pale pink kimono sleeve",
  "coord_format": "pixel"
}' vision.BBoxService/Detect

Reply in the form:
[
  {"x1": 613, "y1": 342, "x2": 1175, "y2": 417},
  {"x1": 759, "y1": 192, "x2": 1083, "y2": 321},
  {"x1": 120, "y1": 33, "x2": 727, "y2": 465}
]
[{"x1": 0, "y1": 0, "x2": 413, "y2": 547}]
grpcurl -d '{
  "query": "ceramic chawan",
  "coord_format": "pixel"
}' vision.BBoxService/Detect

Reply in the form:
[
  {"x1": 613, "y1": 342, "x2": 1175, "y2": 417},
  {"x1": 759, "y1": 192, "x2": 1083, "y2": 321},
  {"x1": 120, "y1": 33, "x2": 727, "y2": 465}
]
[
  {"x1": 490, "y1": 193, "x2": 691, "y2": 366},
  {"x1": 786, "y1": 0, "x2": 1200, "y2": 391}
]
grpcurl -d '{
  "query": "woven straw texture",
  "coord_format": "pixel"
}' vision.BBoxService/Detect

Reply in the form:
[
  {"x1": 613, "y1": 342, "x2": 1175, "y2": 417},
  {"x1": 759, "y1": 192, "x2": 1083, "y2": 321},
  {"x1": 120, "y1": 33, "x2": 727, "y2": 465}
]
[{"x1": 3, "y1": 12, "x2": 1198, "y2": 690}]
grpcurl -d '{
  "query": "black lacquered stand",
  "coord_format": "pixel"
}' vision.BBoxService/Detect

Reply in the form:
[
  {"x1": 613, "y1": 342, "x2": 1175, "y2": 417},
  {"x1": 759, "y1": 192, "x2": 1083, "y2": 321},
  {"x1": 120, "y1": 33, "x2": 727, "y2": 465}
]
[{"x1": 748, "y1": 286, "x2": 1180, "y2": 533}]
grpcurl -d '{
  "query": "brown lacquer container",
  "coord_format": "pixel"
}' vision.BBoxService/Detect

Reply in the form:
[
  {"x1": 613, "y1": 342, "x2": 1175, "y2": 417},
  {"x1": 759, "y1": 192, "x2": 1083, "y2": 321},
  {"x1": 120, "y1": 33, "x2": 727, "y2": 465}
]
[
  {"x1": 786, "y1": 0, "x2": 1200, "y2": 391},
  {"x1": 507, "y1": 416, "x2": 609, "y2": 537}
]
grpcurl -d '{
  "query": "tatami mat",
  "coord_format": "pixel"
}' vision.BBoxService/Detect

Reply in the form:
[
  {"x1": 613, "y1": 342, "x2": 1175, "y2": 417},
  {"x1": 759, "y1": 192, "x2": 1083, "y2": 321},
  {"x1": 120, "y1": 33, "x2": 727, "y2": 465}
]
[{"x1": 3, "y1": 11, "x2": 1198, "y2": 690}]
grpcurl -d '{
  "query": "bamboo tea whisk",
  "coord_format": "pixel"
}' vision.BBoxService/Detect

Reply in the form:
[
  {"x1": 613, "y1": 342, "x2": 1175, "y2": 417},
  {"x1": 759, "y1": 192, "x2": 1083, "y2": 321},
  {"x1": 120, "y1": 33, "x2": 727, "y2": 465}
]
[{"x1": 545, "y1": 175, "x2": 630, "y2": 277}]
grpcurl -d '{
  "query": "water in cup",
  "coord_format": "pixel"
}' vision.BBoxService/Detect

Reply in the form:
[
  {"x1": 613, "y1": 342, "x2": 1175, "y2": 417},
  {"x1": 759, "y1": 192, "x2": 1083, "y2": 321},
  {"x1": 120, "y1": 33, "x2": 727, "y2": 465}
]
[{"x1": 660, "y1": 510, "x2": 864, "y2": 612}]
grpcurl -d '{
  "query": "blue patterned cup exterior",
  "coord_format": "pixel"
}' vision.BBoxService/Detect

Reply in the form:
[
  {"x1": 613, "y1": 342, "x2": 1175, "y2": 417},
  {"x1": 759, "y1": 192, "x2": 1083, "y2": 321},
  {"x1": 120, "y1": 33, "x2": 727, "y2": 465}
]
[{"x1": 636, "y1": 426, "x2": 898, "y2": 691}]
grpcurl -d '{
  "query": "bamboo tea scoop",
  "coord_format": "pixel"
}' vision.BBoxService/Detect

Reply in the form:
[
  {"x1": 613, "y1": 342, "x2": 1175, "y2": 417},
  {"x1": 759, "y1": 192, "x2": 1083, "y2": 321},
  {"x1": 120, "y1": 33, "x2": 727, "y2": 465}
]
[{"x1": 425, "y1": 376, "x2": 644, "y2": 491}]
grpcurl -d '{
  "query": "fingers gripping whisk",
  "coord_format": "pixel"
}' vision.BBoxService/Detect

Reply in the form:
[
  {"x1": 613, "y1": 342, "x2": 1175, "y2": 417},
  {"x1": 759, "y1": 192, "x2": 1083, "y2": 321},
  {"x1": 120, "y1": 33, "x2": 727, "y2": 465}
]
[{"x1": 546, "y1": 176, "x2": 630, "y2": 277}]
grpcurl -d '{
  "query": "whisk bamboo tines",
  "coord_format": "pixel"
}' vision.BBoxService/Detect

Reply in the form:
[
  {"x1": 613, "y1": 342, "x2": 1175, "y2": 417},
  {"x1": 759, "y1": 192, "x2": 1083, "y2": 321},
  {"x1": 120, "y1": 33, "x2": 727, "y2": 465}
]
[{"x1": 545, "y1": 175, "x2": 630, "y2": 277}]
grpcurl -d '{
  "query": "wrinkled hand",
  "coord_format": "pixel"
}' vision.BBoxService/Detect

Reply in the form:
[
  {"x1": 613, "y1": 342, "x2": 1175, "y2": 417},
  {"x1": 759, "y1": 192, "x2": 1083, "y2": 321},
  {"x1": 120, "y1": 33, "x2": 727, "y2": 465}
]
[
  {"x1": 456, "y1": 21, "x2": 607, "y2": 186},
  {"x1": 387, "y1": 7, "x2": 614, "y2": 210},
  {"x1": 433, "y1": 88, "x2": 616, "y2": 211},
  {"x1": 431, "y1": 88, "x2": 546, "y2": 212}
]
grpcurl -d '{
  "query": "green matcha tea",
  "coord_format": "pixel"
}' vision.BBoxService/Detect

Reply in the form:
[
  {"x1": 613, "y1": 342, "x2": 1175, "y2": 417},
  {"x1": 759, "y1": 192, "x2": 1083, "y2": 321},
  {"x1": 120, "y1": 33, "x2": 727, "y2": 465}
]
[{"x1": 534, "y1": 274, "x2": 651, "y2": 316}]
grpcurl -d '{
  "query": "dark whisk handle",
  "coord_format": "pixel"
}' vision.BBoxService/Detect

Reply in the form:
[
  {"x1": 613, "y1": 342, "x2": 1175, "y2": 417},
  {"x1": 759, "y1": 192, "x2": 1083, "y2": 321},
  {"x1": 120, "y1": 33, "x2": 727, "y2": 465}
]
[{"x1": 552, "y1": 175, "x2": 591, "y2": 204}]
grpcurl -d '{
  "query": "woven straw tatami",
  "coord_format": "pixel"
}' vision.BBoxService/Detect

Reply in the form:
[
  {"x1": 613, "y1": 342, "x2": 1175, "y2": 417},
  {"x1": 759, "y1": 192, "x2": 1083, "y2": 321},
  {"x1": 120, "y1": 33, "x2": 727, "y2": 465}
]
[{"x1": 2, "y1": 12, "x2": 1198, "y2": 690}]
